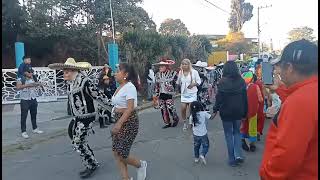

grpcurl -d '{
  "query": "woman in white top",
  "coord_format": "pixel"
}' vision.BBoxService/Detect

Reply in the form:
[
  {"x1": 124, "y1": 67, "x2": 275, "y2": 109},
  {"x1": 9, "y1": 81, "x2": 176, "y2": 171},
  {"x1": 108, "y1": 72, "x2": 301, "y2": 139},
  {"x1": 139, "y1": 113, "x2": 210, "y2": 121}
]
[
  {"x1": 111, "y1": 63, "x2": 147, "y2": 180},
  {"x1": 177, "y1": 59, "x2": 201, "y2": 131}
]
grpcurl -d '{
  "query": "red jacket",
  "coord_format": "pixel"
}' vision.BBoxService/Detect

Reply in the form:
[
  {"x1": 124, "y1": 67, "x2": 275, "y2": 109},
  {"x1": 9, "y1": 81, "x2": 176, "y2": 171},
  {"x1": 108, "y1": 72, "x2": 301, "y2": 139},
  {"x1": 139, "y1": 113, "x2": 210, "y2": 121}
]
[
  {"x1": 275, "y1": 84, "x2": 289, "y2": 103},
  {"x1": 260, "y1": 76, "x2": 318, "y2": 180}
]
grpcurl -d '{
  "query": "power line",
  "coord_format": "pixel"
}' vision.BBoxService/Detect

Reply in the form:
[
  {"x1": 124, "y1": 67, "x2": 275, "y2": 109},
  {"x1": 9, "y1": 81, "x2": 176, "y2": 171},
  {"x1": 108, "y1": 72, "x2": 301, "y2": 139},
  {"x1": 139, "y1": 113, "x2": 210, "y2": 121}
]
[{"x1": 202, "y1": 0, "x2": 229, "y2": 14}]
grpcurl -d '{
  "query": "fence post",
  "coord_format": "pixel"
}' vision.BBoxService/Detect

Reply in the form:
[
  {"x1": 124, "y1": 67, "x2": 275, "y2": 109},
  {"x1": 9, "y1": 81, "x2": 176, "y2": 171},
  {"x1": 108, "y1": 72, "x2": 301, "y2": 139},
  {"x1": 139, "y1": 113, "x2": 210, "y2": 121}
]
[{"x1": 15, "y1": 42, "x2": 25, "y2": 68}]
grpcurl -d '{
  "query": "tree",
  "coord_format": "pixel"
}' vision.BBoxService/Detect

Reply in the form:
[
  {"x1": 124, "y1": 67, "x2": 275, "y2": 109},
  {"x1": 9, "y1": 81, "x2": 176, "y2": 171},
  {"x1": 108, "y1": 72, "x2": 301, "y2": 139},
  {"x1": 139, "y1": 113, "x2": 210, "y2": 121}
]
[
  {"x1": 288, "y1": 26, "x2": 316, "y2": 42},
  {"x1": 2, "y1": 0, "x2": 27, "y2": 49},
  {"x1": 215, "y1": 32, "x2": 251, "y2": 55},
  {"x1": 159, "y1": 18, "x2": 190, "y2": 36},
  {"x1": 185, "y1": 35, "x2": 213, "y2": 62},
  {"x1": 228, "y1": 0, "x2": 253, "y2": 32}
]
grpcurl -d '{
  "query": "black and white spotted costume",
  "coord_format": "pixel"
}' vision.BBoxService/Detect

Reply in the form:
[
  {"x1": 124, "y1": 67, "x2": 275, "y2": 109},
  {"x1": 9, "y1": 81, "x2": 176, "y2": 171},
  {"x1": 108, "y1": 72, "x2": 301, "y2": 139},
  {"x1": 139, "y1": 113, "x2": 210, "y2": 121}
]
[{"x1": 67, "y1": 71, "x2": 110, "y2": 170}]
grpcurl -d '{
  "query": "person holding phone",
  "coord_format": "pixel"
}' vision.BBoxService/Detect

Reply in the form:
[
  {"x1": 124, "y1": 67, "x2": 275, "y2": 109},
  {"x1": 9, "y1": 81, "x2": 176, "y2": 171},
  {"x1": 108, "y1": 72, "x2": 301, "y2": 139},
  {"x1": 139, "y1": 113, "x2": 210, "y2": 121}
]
[{"x1": 260, "y1": 39, "x2": 318, "y2": 180}]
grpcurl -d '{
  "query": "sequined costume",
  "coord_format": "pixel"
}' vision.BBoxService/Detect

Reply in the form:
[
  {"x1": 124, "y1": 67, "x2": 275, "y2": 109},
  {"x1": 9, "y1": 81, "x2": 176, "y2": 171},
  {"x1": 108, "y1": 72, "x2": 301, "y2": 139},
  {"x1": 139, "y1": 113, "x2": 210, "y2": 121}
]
[
  {"x1": 154, "y1": 70, "x2": 179, "y2": 127},
  {"x1": 67, "y1": 72, "x2": 111, "y2": 170}
]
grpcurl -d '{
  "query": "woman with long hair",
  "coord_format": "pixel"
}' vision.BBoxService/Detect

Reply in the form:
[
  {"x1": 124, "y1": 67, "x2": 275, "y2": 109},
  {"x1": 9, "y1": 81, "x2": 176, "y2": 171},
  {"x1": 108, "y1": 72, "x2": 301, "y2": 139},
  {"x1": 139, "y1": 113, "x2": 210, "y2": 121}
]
[
  {"x1": 111, "y1": 63, "x2": 147, "y2": 180},
  {"x1": 213, "y1": 61, "x2": 248, "y2": 167},
  {"x1": 176, "y1": 59, "x2": 201, "y2": 131}
]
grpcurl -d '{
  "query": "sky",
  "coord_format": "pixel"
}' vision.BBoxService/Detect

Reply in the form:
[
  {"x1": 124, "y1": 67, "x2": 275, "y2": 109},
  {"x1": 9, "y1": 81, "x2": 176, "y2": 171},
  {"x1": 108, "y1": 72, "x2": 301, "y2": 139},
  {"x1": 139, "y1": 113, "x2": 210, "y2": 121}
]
[{"x1": 141, "y1": 0, "x2": 318, "y2": 50}]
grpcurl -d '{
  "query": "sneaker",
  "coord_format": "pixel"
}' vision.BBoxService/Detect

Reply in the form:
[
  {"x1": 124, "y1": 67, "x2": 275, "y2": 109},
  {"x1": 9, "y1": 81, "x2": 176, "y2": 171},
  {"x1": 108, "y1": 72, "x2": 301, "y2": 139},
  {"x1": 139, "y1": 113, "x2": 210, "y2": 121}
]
[
  {"x1": 194, "y1": 158, "x2": 200, "y2": 163},
  {"x1": 22, "y1": 132, "x2": 29, "y2": 139},
  {"x1": 199, "y1": 155, "x2": 207, "y2": 165},
  {"x1": 182, "y1": 122, "x2": 188, "y2": 131},
  {"x1": 32, "y1": 128, "x2": 43, "y2": 134},
  {"x1": 235, "y1": 157, "x2": 244, "y2": 164},
  {"x1": 137, "y1": 160, "x2": 147, "y2": 180}
]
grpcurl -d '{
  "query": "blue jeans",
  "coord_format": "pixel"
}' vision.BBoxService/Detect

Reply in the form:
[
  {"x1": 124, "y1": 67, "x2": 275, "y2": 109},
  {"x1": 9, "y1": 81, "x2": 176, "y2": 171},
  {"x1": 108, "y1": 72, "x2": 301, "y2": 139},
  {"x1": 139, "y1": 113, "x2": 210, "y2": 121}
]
[
  {"x1": 193, "y1": 134, "x2": 210, "y2": 158},
  {"x1": 222, "y1": 120, "x2": 243, "y2": 164}
]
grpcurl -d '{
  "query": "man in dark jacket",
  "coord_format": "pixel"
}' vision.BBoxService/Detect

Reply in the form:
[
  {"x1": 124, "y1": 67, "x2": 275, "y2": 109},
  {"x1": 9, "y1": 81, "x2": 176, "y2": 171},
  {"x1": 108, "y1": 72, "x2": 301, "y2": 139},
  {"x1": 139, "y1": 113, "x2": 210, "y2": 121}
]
[{"x1": 213, "y1": 61, "x2": 248, "y2": 167}]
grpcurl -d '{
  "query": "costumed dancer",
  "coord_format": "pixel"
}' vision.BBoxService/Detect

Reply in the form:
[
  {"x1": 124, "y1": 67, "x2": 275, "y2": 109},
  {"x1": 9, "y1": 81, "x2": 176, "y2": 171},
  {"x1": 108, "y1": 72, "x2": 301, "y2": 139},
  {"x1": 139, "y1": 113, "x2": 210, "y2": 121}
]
[
  {"x1": 193, "y1": 61, "x2": 210, "y2": 111},
  {"x1": 153, "y1": 59, "x2": 180, "y2": 129},
  {"x1": 48, "y1": 58, "x2": 111, "y2": 179},
  {"x1": 97, "y1": 64, "x2": 116, "y2": 128},
  {"x1": 205, "y1": 66, "x2": 215, "y2": 104},
  {"x1": 240, "y1": 72, "x2": 263, "y2": 152}
]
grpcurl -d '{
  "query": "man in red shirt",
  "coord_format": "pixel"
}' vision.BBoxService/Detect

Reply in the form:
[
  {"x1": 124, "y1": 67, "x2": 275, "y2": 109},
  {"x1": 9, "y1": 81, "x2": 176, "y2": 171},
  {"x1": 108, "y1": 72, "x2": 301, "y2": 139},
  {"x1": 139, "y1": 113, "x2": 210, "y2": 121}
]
[{"x1": 260, "y1": 39, "x2": 318, "y2": 180}]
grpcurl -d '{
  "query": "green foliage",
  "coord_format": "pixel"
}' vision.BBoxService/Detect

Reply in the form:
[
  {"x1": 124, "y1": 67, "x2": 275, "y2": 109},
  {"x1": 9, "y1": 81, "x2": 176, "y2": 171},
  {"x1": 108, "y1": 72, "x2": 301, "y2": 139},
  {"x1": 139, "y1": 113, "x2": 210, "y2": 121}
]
[
  {"x1": 288, "y1": 26, "x2": 316, "y2": 42},
  {"x1": 159, "y1": 18, "x2": 190, "y2": 36},
  {"x1": 216, "y1": 32, "x2": 252, "y2": 55},
  {"x1": 228, "y1": 0, "x2": 253, "y2": 32},
  {"x1": 2, "y1": 0, "x2": 213, "y2": 96}
]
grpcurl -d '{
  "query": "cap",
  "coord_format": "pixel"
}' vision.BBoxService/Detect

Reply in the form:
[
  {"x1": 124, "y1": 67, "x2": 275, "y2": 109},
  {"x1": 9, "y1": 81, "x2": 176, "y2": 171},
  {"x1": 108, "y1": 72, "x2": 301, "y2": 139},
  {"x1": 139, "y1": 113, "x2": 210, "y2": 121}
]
[
  {"x1": 278, "y1": 39, "x2": 318, "y2": 65},
  {"x1": 23, "y1": 66, "x2": 34, "y2": 73},
  {"x1": 269, "y1": 58, "x2": 281, "y2": 65}
]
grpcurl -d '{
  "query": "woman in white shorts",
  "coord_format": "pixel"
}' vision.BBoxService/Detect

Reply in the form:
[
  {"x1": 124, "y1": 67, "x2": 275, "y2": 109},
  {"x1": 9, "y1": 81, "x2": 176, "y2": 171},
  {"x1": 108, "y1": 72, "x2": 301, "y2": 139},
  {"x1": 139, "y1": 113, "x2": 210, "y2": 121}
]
[{"x1": 177, "y1": 59, "x2": 201, "y2": 131}]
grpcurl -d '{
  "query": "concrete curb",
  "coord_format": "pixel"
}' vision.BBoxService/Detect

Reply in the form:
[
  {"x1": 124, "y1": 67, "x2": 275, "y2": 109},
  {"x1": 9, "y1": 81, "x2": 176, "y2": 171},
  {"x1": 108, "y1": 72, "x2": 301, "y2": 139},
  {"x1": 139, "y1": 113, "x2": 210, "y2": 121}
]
[{"x1": 2, "y1": 95, "x2": 181, "y2": 153}]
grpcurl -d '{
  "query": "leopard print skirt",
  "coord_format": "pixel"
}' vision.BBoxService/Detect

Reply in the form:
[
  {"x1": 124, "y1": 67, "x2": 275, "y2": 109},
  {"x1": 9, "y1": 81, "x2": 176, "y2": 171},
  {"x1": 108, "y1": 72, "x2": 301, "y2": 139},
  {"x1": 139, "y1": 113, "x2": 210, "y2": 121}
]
[{"x1": 112, "y1": 110, "x2": 139, "y2": 159}]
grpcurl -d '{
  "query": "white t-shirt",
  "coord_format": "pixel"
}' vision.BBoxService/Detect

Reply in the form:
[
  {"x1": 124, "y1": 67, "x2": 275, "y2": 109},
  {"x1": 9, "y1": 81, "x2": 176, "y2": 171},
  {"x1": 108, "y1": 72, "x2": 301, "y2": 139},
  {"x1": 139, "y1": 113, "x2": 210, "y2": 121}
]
[
  {"x1": 111, "y1": 82, "x2": 138, "y2": 108},
  {"x1": 189, "y1": 111, "x2": 211, "y2": 136},
  {"x1": 177, "y1": 69, "x2": 201, "y2": 94}
]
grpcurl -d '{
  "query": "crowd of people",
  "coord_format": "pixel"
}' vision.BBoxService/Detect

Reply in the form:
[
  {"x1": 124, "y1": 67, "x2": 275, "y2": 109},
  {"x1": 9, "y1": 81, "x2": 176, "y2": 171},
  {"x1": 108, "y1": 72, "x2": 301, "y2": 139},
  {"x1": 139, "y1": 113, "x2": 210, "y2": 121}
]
[{"x1": 15, "y1": 39, "x2": 318, "y2": 180}]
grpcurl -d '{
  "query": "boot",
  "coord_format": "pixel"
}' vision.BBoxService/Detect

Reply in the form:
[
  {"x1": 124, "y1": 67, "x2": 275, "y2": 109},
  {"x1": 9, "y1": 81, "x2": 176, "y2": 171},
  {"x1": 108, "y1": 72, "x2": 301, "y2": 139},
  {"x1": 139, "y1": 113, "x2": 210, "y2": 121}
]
[
  {"x1": 249, "y1": 143, "x2": 256, "y2": 152},
  {"x1": 162, "y1": 123, "x2": 171, "y2": 129},
  {"x1": 80, "y1": 166, "x2": 98, "y2": 179},
  {"x1": 79, "y1": 169, "x2": 88, "y2": 176},
  {"x1": 99, "y1": 118, "x2": 107, "y2": 128},
  {"x1": 172, "y1": 120, "x2": 179, "y2": 127},
  {"x1": 104, "y1": 117, "x2": 111, "y2": 125}
]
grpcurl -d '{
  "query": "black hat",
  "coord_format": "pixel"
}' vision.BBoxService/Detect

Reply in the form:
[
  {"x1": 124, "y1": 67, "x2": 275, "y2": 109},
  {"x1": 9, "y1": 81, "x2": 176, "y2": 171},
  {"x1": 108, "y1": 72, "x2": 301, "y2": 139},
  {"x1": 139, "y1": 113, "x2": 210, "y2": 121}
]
[
  {"x1": 24, "y1": 66, "x2": 34, "y2": 73},
  {"x1": 278, "y1": 39, "x2": 318, "y2": 65}
]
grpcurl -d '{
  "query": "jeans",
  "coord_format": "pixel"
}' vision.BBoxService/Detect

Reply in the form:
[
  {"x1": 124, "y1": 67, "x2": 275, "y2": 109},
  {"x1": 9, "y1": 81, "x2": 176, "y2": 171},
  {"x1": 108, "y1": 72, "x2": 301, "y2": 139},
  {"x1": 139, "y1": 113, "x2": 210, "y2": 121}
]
[
  {"x1": 222, "y1": 120, "x2": 243, "y2": 164},
  {"x1": 193, "y1": 134, "x2": 210, "y2": 158},
  {"x1": 20, "y1": 99, "x2": 38, "y2": 133},
  {"x1": 147, "y1": 82, "x2": 154, "y2": 100}
]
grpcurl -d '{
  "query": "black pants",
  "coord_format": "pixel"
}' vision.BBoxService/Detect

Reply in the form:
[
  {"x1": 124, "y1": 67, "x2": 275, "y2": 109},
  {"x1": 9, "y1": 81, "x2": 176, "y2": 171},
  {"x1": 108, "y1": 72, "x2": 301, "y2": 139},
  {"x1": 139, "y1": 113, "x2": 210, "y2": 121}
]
[{"x1": 20, "y1": 99, "x2": 38, "y2": 133}]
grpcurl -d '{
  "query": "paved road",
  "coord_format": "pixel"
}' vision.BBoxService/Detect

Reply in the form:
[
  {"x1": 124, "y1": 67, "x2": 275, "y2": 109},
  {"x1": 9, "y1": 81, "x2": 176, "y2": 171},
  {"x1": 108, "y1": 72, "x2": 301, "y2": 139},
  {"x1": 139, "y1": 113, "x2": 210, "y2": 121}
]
[{"x1": 2, "y1": 102, "x2": 268, "y2": 180}]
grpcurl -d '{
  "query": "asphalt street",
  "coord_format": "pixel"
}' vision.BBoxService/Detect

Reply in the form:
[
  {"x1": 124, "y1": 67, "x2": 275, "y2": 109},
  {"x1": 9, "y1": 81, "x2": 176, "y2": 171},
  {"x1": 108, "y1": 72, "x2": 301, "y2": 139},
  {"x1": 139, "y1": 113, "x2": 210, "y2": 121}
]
[{"x1": 2, "y1": 101, "x2": 268, "y2": 180}]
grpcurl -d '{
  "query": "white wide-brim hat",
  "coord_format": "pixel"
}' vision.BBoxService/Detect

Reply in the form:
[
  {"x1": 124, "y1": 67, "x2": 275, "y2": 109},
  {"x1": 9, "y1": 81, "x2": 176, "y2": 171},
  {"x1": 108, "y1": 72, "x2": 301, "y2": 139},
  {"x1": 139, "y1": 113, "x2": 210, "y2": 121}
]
[
  {"x1": 193, "y1": 61, "x2": 207, "y2": 68},
  {"x1": 152, "y1": 59, "x2": 175, "y2": 66},
  {"x1": 205, "y1": 66, "x2": 215, "y2": 70},
  {"x1": 217, "y1": 62, "x2": 224, "y2": 66},
  {"x1": 48, "y1": 58, "x2": 92, "y2": 70}
]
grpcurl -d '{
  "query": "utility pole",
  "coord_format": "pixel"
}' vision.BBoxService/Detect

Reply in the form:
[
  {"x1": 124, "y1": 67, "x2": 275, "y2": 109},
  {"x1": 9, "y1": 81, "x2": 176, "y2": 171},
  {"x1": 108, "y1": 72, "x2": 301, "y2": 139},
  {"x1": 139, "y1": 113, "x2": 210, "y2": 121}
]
[
  {"x1": 109, "y1": 0, "x2": 115, "y2": 43},
  {"x1": 258, "y1": 5, "x2": 272, "y2": 58}
]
